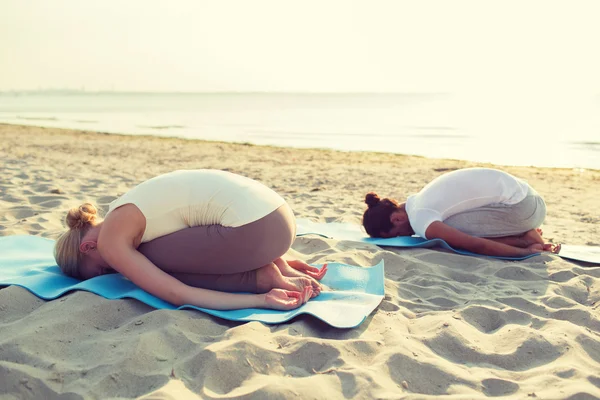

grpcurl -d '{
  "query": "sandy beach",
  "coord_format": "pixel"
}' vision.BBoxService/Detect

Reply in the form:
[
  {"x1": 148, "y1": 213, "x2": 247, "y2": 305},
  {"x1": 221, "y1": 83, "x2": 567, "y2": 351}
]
[{"x1": 1, "y1": 123, "x2": 599, "y2": 399}]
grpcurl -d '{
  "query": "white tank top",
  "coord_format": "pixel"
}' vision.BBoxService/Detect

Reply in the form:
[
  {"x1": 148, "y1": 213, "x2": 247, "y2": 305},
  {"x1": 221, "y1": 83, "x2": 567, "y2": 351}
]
[{"x1": 107, "y1": 169, "x2": 286, "y2": 243}]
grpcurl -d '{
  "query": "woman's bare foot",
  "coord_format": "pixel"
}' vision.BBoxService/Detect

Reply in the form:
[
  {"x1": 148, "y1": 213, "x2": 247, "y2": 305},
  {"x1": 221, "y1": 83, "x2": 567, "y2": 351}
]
[
  {"x1": 521, "y1": 229, "x2": 545, "y2": 247},
  {"x1": 524, "y1": 229, "x2": 560, "y2": 253},
  {"x1": 255, "y1": 262, "x2": 316, "y2": 296},
  {"x1": 528, "y1": 242, "x2": 561, "y2": 254},
  {"x1": 545, "y1": 243, "x2": 561, "y2": 254},
  {"x1": 274, "y1": 258, "x2": 323, "y2": 295}
]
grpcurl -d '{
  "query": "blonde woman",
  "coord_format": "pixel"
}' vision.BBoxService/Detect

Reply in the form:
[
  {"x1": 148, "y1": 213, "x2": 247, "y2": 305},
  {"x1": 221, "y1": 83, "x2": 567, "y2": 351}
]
[{"x1": 55, "y1": 169, "x2": 326, "y2": 311}]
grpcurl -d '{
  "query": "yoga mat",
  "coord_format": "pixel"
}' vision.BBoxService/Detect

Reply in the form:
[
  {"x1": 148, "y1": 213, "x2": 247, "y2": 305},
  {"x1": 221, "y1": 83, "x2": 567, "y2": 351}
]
[
  {"x1": 295, "y1": 219, "x2": 545, "y2": 261},
  {"x1": 296, "y1": 219, "x2": 600, "y2": 264},
  {"x1": 555, "y1": 245, "x2": 600, "y2": 264},
  {"x1": 0, "y1": 235, "x2": 385, "y2": 329}
]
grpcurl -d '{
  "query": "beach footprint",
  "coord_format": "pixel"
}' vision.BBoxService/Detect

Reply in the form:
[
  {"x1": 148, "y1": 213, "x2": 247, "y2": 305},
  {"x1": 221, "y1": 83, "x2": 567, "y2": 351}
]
[
  {"x1": 460, "y1": 305, "x2": 530, "y2": 333},
  {"x1": 481, "y1": 378, "x2": 519, "y2": 397},
  {"x1": 28, "y1": 195, "x2": 70, "y2": 209},
  {"x1": 494, "y1": 266, "x2": 545, "y2": 281}
]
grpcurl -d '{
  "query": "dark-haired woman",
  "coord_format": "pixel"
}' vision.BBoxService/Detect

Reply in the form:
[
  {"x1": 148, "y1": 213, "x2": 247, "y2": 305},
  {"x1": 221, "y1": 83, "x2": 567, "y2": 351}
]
[
  {"x1": 55, "y1": 169, "x2": 326, "y2": 311},
  {"x1": 363, "y1": 168, "x2": 560, "y2": 257}
]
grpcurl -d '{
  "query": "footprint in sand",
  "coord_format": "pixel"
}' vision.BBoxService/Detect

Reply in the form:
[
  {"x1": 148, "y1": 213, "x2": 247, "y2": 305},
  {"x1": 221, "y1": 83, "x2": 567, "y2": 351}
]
[
  {"x1": 444, "y1": 270, "x2": 484, "y2": 284},
  {"x1": 557, "y1": 280, "x2": 592, "y2": 306},
  {"x1": 481, "y1": 378, "x2": 519, "y2": 397},
  {"x1": 293, "y1": 237, "x2": 333, "y2": 254},
  {"x1": 587, "y1": 375, "x2": 600, "y2": 389},
  {"x1": 426, "y1": 297, "x2": 459, "y2": 308},
  {"x1": 97, "y1": 195, "x2": 118, "y2": 205},
  {"x1": 555, "y1": 368, "x2": 576, "y2": 379},
  {"x1": 576, "y1": 334, "x2": 600, "y2": 365},
  {"x1": 305, "y1": 205, "x2": 324, "y2": 216},
  {"x1": 494, "y1": 266, "x2": 545, "y2": 281},
  {"x1": 417, "y1": 251, "x2": 483, "y2": 271},
  {"x1": 27, "y1": 195, "x2": 70, "y2": 209},
  {"x1": 542, "y1": 296, "x2": 579, "y2": 309},
  {"x1": 2, "y1": 194, "x2": 26, "y2": 203},
  {"x1": 460, "y1": 306, "x2": 530, "y2": 333},
  {"x1": 548, "y1": 270, "x2": 578, "y2": 283},
  {"x1": 385, "y1": 353, "x2": 471, "y2": 395},
  {"x1": 6, "y1": 207, "x2": 37, "y2": 220},
  {"x1": 379, "y1": 300, "x2": 400, "y2": 312},
  {"x1": 424, "y1": 332, "x2": 562, "y2": 371},
  {"x1": 24, "y1": 223, "x2": 45, "y2": 232}
]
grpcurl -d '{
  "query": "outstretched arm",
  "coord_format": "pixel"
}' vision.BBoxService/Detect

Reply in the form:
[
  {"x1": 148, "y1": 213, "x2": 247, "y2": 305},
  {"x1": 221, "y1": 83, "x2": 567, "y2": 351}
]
[
  {"x1": 101, "y1": 243, "x2": 312, "y2": 310},
  {"x1": 425, "y1": 221, "x2": 542, "y2": 258},
  {"x1": 99, "y1": 242, "x2": 266, "y2": 309},
  {"x1": 98, "y1": 207, "x2": 310, "y2": 310}
]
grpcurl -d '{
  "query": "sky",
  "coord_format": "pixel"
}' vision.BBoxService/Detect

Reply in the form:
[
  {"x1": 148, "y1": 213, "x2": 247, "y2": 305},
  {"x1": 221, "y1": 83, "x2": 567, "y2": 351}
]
[{"x1": 1, "y1": 0, "x2": 599, "y2": 95}]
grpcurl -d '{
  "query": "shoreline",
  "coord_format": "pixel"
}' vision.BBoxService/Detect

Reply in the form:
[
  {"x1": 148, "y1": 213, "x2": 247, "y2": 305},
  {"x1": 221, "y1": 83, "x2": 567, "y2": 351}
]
[
  {"x1": 2, "y1": 122, "x2": 598, "y2": 173},
  {"x1": 2, "y1": 123, "x2": 600, "y2": 399}
]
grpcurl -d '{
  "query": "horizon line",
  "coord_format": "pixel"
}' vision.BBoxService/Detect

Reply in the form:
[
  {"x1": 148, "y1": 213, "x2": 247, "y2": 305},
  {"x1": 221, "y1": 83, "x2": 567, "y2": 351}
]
[{"x1": 0, "y1": 89, "x2": 452, "y2": 96}]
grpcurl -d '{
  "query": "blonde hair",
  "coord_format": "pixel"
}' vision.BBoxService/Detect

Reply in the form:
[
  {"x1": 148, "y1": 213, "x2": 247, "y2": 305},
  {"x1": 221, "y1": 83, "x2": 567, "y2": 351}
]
[{"x1": 54, "y1": 203, "x2": 101, "y2": 278}]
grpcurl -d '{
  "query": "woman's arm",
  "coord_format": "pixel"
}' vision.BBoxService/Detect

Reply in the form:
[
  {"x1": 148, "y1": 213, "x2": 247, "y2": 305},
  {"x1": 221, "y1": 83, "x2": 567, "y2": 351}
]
[
  {"x1": 100, "y1": 242, "x2": 267, "y2": 309},
  {"x1": 98, "y1": 207, "x2": 307, "y2": 310},
  {"x1": 425, "y1": 221, "x2": 538, "y2": 257}
]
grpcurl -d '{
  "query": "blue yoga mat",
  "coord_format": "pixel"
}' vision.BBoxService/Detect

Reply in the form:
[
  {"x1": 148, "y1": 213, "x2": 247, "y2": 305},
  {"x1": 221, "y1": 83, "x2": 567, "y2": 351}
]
[
  {"x1": 296, "y1": 219, "x2": 600, "y2": 264},
  {"x1": 0, "y1": 235, "x2": 384, "y2": 329},
  {"x1": 295, "y1": 219, "x2": 542, "y2": 261}
]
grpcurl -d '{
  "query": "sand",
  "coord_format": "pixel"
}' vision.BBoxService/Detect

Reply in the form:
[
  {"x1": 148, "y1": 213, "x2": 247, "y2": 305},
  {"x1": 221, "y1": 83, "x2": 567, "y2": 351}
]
[{"x1": 1, "y1": 123, "x2": 599, "y2": 399}]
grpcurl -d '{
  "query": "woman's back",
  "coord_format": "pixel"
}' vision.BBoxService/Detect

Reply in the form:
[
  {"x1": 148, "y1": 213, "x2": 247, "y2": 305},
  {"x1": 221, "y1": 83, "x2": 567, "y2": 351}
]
[{"x1": 107, "y1": 169, "x2": 285, "y2": 242}]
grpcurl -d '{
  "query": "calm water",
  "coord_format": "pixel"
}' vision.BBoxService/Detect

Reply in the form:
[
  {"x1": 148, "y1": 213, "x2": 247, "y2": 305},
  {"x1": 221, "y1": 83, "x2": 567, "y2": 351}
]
[{"x1": 1, "y1": 92, "x2": 598, "y2": 169}]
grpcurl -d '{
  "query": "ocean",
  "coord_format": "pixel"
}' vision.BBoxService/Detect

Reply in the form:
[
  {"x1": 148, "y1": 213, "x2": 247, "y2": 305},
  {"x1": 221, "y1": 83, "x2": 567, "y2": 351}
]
[{"x1": 0, "y1": 92, "x2": 598, "y2": 170}]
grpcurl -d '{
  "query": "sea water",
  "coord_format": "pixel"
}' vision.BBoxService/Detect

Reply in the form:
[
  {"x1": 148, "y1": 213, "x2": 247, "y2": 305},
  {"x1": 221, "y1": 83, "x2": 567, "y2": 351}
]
[{"x1": 0, "y1": 92, "x2": 598, "y2": 170}]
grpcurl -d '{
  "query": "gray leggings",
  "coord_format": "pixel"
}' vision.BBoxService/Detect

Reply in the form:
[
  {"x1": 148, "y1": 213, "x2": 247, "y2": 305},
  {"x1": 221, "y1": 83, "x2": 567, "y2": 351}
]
[
  {"x1": 443, "y1": 187, "x2": 547, "y2": 238},
  {"x1": 137, "y1": 204, "x2": 295, "y2": 275}
]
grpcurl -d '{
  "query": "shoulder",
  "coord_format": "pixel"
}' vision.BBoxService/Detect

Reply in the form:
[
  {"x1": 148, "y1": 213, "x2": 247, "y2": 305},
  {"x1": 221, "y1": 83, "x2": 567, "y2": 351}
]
[
  {"x1": 99, "y1": 204, "x2": 146, "y2": 246},
  {"x1": 406, "y1": 206, "x2": 442, "y2": 238}
]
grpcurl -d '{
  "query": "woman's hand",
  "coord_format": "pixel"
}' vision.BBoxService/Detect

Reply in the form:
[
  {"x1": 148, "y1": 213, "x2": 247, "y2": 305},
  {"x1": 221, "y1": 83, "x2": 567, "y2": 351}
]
[
  {"x1": 285, "y1": 259, "x2": 328, "y2": 280},
  {"x1": 263, "y1": 286, "x2": 313, "y2": 310}
]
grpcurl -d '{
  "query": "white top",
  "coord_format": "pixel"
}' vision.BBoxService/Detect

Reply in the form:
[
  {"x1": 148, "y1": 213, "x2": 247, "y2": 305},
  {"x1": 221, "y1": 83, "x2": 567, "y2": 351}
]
[
  {"x1": 405, "y1": 168, "x2": 530, "y2": 239},
  {"x1": 107, "y1": 169, "x2": 286, "y2": 242}
]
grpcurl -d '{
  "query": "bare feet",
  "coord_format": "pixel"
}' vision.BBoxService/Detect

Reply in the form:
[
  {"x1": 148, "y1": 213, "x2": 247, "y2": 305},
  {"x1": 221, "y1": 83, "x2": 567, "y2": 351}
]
[
  {"x1": 486, "y1": 229, "x2": 546, "y2": 249},
  {"x1": 255, "y1": 262, "x2": 316, "y2": 296},
  {"x1": 546, "y1": 243, "x2": 561, "y2": 254},
  {"x1": 528, "y1": 242, "x2": 561, "y2": 254},
  {"x1": 521, "y1": 229, "x2": 545, "y2": 247},
  {"x1": 536, "y1": 228, "x2": 543, "y2": 236},
  {"x1": 524, "y1": 229, "x2": 561, "y2": 254}
]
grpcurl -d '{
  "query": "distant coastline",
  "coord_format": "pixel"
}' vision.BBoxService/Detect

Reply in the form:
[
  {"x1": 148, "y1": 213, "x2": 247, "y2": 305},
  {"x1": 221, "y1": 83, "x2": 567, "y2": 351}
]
[{"x1": 0, "y1": 89, "x2": 451, "y2": 96}]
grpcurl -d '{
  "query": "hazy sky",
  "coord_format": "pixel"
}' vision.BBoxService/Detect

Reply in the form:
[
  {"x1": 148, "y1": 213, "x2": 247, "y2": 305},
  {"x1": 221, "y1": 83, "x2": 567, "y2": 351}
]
[{"x1": 2, "y1": 0, "x2": 599, "y2": 93}]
